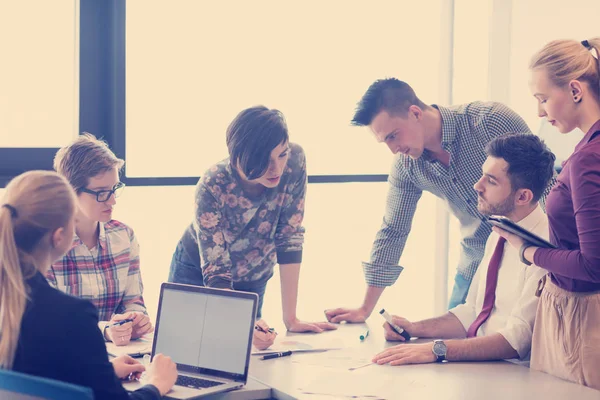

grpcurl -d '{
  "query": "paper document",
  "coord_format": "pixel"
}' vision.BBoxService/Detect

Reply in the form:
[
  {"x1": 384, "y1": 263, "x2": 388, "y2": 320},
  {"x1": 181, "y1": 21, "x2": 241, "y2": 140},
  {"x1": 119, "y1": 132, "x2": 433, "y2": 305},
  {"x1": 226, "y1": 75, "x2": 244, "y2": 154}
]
[
  {"x1": 290, "y1": 348, "x2": 374, "y2": 371},
  {"x1": 252, "y1": 338, "x2": 343, "y2": 355},
  {"x1": 106, "y1": 335, "x2": 153, "y2": 357},
  {"x1": 299, "y1": 370, "x2": 392, "y2": 399}
]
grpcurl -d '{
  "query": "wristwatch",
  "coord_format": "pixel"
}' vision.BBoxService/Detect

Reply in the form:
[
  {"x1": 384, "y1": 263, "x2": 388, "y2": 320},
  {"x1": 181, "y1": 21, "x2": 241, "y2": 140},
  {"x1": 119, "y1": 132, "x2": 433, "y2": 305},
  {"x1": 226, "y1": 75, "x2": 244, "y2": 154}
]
[
  {"x1": 432, "y1": 339, "x2": 447, "y2": 362},
  {"x1": 519, "y1": 243, "x2": 532, "y2": 266}
]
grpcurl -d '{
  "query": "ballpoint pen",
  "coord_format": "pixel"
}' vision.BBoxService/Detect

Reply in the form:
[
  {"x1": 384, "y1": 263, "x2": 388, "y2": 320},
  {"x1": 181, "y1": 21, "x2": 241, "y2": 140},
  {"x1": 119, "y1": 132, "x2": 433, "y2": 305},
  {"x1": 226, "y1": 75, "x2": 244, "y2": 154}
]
[
  {"x1": 107, "y1": 318, "x2": 134, "y2": 328},
  {"x1": 261, "y1": 351, "x2": 292, "y2": 360},
  {"x1": 255, "y1": 325, "x2": 277, "y2": 334}
]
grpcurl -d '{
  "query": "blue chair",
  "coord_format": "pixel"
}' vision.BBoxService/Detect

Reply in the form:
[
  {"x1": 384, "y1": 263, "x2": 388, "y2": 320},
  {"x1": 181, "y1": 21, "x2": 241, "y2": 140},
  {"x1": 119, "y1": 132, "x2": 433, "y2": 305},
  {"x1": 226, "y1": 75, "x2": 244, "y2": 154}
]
[{"x1": 0, "y1": 369, "x2": 93, "y2": 400}]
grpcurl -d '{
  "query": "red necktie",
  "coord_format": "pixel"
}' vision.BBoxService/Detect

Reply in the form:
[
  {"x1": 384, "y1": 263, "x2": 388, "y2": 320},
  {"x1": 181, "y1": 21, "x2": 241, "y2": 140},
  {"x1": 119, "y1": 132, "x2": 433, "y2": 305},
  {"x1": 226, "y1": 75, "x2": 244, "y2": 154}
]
[{"x1": 466, "y1": 237, "x2": 506, "y2": 338}]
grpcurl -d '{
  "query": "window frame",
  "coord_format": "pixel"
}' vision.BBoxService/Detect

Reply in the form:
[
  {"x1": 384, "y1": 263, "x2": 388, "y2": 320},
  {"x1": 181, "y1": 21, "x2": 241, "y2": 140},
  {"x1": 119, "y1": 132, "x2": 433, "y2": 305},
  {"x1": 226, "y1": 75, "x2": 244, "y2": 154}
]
[{"x1": 0, "y1": 0, "x2": 404, "y2": 187}]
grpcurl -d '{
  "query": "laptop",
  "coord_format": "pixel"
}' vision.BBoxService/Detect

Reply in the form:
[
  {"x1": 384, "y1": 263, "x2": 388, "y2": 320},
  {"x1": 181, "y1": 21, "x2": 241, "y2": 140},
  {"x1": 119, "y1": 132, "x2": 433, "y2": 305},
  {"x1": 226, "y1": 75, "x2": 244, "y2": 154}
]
[{"x1": 125, "y1": 283, "x2": 258, "y2": 399}]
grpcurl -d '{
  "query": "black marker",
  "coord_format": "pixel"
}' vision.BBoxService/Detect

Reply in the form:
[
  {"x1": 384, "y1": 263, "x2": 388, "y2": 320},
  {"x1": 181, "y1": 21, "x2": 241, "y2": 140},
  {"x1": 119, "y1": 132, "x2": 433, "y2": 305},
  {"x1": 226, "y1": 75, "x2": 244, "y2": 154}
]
[{"x1": 379, "y1": 309, "x2": 411, "y2": 341}]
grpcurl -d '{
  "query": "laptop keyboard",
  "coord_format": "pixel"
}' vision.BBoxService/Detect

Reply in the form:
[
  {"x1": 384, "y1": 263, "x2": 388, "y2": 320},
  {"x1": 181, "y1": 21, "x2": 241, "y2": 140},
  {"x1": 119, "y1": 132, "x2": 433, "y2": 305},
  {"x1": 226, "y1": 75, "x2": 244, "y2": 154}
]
[{"x1": 176, "y1": 375, "x2": 225, "y2": 389}]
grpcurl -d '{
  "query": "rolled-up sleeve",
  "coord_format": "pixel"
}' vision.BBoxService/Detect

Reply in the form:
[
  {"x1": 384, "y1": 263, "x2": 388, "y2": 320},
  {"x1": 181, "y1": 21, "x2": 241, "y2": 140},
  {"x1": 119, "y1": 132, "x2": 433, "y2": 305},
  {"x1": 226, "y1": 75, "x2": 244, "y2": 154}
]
[
  {"x1": 496, "y1": 266, "x2": 546, "y2": 358},
  {"x1": 449, "y1": 265, "x2": 480, "y2": 331}
]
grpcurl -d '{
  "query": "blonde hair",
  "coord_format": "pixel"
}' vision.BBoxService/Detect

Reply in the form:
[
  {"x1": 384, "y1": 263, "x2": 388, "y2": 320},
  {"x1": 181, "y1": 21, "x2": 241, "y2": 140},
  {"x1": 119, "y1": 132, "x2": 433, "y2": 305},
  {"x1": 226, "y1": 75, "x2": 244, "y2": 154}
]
[
  {"x1": 53, "y1": 133, "x2": 124, "y2": 193},
  {"x1": 0, "y1": 171, "x2": 77, "y2": 368},
  {"x1": 530, "y1": 38, "x2": 600, "y2": 100}
]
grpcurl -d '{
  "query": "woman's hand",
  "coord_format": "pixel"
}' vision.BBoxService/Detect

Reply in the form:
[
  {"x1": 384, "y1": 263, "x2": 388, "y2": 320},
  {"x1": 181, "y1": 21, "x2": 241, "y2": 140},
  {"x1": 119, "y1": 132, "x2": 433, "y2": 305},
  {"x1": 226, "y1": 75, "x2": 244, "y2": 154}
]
[
  {"x1": 130, "y1": 312, "x2": 153, "y2": 339},
  {"x1": 253, "y1": 319, "x2": 277, "y2": 350},
  {"x1": 111, "y1": 355, "x2": 145, "y2": 380},
  {"x1": 285, "y1": 318, "x2": 337, "y2": 333},
  {"x1": 104, "y1": 314, "x2": 133, "y2": 346}
]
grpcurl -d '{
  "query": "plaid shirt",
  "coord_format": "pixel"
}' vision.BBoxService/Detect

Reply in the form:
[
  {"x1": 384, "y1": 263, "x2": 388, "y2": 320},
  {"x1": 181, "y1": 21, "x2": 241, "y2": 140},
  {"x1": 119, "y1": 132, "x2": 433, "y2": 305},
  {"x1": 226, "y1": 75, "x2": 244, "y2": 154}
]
[
  {"x1": 364, "y1": 101, "x2": 541, "y2": 287},
  {"x1": 47, "y1": 220, "x2": 147, "y2": 330}
]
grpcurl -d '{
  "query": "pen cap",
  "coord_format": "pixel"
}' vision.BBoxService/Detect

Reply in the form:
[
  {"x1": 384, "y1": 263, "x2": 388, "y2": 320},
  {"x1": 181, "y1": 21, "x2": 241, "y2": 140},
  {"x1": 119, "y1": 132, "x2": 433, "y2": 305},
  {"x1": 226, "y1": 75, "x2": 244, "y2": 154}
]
[{"x1": 379, "y1": 309, "x2": 393, "y2": 321}]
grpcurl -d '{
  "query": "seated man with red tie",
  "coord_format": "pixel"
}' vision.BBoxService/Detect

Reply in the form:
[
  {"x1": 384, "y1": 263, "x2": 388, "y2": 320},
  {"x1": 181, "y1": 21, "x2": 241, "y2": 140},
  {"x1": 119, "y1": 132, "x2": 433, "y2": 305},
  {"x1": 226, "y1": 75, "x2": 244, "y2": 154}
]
[{"x1": 372, "y1": 133, "x2": 555, "y2": 366}]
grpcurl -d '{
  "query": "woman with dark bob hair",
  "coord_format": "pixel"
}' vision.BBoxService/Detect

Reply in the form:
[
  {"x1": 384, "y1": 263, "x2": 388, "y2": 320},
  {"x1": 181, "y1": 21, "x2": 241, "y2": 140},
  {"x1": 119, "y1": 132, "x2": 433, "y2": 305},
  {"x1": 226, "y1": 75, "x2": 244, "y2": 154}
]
[{"x1": 169, "y1": 106, "x2": 336, "y2": 349}]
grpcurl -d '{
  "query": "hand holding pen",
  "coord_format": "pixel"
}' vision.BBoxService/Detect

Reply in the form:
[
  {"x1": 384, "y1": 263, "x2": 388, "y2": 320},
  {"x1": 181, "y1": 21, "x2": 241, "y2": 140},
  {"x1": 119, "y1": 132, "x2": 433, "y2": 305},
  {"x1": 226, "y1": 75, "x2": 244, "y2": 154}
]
[
  {"x1": 379, "y1": 309, "x2": 412, "y2": 341},
  {"x1": 104, "y1": 314, "x2": 134, "y2": 346},
  {"x1": 253, "y1": 319, "x2": 277, "y2": 351}
]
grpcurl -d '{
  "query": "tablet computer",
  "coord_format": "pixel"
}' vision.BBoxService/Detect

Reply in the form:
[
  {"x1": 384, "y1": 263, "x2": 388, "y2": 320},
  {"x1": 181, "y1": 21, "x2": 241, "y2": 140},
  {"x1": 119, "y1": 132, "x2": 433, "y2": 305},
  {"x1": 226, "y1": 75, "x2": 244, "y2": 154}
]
[{"x1": 488, "y1": 215, "x2": 557, "y2": 249}]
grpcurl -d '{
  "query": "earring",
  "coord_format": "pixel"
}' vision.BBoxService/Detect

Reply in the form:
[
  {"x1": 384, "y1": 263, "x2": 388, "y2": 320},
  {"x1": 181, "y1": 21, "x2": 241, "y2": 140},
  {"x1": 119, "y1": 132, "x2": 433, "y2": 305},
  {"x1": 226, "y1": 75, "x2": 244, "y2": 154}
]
[{"x1": 574, "y1": 96, "x2": 582, "y2": 103}]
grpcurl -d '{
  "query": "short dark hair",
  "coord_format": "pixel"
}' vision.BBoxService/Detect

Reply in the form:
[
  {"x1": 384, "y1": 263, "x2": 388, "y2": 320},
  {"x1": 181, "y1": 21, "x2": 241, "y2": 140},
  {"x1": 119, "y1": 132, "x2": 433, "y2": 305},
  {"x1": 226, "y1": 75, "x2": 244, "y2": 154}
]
[
  {"x1": 226, "y1": 106, "x2": 289, "y2": 180},
  {"x1": 54, "y1": 133, "x2": 124, "y2": 193},
  {"x1": 485, "y1": 133, "x2": 556, "y2": 202},
  {"x1": 351, "y1": 78, "x2": 427, "y2": 126}
]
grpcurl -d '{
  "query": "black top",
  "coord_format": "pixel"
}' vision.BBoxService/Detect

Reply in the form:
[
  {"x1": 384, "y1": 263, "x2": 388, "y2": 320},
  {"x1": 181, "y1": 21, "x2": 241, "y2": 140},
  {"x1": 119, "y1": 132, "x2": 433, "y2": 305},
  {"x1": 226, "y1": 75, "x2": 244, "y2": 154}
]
[{"x1": 12, "y1": 271, "x2": 161, "y2": 400}]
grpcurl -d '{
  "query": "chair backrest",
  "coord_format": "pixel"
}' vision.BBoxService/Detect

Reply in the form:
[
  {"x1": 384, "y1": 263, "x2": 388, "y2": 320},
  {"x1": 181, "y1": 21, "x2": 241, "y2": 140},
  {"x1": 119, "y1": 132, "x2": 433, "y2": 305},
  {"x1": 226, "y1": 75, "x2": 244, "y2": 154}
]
[{"x1": 0, "y1": 369, "x2": 93, "y2": 400}]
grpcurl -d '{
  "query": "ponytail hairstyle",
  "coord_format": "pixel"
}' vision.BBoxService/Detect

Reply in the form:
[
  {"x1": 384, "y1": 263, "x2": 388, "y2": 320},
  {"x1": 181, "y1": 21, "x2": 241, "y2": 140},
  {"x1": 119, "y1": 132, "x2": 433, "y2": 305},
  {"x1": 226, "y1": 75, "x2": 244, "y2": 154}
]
[
  {"x1": 0, "y1": 171, "x2": 77, "y2": 368},
  {"x1": 530, "y1": 38, "x2": 600, "y2": 101}
]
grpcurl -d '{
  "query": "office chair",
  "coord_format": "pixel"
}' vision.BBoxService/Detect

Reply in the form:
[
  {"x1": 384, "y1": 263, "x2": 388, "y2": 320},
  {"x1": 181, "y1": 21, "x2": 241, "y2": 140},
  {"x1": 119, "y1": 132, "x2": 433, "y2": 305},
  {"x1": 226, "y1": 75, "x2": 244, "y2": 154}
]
[{"x1": 0, "y1": 369, "x2": 93, "y2": 400}]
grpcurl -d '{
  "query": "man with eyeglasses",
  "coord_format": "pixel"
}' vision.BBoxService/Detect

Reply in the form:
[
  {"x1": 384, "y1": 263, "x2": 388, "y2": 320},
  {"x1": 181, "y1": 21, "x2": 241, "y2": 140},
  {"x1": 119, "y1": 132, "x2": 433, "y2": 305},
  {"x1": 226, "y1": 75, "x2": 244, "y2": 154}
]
[{"x1": 47, "y1": 133, "x2": 153, "y2": 347}]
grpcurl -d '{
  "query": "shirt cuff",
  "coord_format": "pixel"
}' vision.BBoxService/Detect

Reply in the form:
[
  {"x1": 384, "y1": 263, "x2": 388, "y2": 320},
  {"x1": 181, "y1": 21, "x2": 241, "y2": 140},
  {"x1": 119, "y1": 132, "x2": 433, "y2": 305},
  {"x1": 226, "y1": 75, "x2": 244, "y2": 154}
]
[
  {"x1": 277, "y1": 250, "x2": 302, "y2": 264},
  {"x1": 448, "y1": 304, "x2": 475, "y2": 332},
  {"x1": 122, "y1": 304, "x2": 148, "y2": 315},
  {"x1": 98, "y1": 321, "x2": 109, "y2": 342},
  {"x1": 205, "y1": 276, "x2": 234, "y2": 289},
  {"x1": 362, "y1": 262, "x2": 404, "y2": 287}
]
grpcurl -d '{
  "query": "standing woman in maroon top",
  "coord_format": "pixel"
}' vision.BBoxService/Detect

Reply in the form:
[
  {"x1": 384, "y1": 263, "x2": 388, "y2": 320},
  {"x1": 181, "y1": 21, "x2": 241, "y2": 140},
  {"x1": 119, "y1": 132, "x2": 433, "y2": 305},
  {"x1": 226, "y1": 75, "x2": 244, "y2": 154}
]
[{"x1": 495, "y1": 38, "x2": 600, "y2": 390}]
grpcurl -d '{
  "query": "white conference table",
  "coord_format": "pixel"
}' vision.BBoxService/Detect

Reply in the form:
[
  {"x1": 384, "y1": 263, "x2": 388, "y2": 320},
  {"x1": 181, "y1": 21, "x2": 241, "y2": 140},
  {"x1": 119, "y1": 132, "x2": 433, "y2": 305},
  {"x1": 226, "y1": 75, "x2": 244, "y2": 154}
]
[{"x1": 247, "y1": 322, "x2": 600, "y2": 400}]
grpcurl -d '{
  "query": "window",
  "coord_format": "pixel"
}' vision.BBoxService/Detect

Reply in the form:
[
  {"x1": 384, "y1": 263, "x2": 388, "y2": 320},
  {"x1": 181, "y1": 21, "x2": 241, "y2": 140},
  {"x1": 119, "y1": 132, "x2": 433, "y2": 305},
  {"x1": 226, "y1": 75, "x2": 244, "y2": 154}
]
[
  {"x1": 0, "y1": 1, "x2": 78, "y2": 186},
  {"x1": 0, "y1": 0, "x2": 78, "y2": 148},
  {"x1": 452, "y1": 0, "x2": 491, "y2": 104},
  {"x1": 126, "y1": 0, "x2": 445, "y2": 178}
]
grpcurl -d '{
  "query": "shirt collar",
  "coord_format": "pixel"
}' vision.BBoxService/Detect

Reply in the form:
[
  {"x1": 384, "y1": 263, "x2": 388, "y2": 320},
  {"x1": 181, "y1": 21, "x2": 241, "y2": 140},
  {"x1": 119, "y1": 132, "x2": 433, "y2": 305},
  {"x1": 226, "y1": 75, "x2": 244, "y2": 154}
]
[
  {"x1": 516, "y1": 205, "x2": 545, "y2": 232},
  {"x1": 432, "y1": 104, "x2": 458, "y2": 147},
  {"x1": 573, "y1": 119, "x2": 600, "y2": 154},
  {"x1": 71, "y1": 222, "x2": 107, "y2": 249}
]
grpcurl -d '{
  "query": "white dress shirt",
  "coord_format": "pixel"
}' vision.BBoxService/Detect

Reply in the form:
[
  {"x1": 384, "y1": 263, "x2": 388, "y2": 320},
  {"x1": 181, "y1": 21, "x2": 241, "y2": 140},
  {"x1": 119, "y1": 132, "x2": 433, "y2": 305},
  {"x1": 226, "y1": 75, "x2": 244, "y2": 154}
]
[{"x1": 450, "y1": 206, "x2": 548, "y2": 360}]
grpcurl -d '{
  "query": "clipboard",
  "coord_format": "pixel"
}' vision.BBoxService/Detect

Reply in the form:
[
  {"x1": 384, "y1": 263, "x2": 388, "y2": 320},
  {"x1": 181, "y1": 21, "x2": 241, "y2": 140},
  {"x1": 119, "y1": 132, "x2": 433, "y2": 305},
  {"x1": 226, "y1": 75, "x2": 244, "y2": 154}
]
[{"x1": 488, "y1": 215, "x2": 557, "y2": 249}]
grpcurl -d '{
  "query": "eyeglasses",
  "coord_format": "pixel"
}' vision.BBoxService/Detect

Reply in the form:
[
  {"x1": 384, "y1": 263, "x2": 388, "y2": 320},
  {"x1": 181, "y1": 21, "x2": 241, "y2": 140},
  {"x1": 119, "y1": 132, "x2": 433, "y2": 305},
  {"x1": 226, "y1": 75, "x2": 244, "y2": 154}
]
[{"x1": 80, "y1": 182, "x2": 125, "y2": 202}]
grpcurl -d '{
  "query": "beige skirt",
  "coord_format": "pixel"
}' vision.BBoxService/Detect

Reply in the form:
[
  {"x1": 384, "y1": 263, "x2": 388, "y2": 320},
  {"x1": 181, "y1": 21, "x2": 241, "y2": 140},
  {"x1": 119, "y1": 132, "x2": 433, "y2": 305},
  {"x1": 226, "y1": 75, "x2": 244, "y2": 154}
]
[{"x1": 531, "y1": 275, "x2": 600, "y2": 390}]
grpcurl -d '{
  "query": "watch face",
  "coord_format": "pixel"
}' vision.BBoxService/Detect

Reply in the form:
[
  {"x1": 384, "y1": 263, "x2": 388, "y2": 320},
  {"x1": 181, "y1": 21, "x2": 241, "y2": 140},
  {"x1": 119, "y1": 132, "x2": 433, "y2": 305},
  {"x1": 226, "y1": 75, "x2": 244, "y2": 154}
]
[{"x1": 433, "y1": 341, "x2": 447, "y2": 356}]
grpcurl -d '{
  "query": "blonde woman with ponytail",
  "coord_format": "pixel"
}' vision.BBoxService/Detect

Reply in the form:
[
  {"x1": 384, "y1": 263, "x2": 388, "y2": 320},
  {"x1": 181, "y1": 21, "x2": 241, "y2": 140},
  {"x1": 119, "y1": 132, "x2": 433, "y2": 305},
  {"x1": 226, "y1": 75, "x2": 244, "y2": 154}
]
[
  {"x1": 494, "y1": 38, "x2": 600, "y2": 390},
  {"x1": 2, "y1": 171, "x2": 177, "y2": 399}
]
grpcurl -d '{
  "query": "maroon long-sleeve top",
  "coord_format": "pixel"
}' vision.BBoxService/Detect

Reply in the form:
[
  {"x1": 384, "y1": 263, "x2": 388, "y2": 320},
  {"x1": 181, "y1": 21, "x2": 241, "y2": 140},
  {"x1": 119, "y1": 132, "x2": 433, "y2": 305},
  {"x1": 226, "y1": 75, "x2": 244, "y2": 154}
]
[{"x1": 534, "y1": 119, "x2": 600, "y2": 292}]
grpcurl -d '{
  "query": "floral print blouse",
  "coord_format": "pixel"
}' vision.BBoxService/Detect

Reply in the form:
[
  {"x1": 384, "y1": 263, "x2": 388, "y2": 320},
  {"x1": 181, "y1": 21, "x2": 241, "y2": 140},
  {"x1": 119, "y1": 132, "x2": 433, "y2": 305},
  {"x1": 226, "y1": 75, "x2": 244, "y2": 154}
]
[{"x1": 190, "y1": 142, "x2": 306, "y2": 288}]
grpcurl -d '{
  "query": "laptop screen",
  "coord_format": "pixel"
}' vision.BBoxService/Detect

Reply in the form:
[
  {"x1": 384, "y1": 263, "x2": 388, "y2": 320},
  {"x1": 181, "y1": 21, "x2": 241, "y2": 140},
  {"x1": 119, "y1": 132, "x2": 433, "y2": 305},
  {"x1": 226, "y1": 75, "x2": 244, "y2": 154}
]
[{"x1": 153, "y1": 284, "x2": 256, "y2": 381}]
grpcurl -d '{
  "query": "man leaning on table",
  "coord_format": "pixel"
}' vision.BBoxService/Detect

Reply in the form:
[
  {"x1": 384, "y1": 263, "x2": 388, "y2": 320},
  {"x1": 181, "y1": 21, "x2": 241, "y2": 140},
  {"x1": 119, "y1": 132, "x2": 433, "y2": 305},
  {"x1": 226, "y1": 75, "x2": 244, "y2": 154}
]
[{"x1": 373, "y1": 133, "x2": 555, "y2": 366}]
